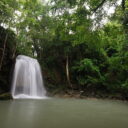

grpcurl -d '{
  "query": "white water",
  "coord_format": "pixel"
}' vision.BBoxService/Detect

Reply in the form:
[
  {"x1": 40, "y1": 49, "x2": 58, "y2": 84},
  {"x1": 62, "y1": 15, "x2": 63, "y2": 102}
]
[{"x1": 11, "y1": 55, "x2": 47, "y2": 99}]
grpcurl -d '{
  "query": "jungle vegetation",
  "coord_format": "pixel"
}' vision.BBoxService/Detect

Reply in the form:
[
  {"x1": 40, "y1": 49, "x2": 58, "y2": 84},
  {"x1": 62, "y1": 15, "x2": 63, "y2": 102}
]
[{"x1": 0, "y1": 0, "x2": 128, "y2": 99}]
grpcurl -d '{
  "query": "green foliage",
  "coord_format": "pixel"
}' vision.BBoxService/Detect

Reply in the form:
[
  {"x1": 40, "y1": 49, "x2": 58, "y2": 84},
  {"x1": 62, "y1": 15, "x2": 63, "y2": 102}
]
[
  {"x1": 0, "y1": 0, "x2": 128, "y2": 97},
  {"x1": 72, "y1": 58, "x2": 103, "y2": 86}
]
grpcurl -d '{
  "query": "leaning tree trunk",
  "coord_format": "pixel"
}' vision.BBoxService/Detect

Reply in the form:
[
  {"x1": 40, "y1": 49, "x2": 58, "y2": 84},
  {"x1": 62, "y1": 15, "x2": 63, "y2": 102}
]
[
  {"x1": 66, "y1": 55, "x2": 73, "y2": 89},
  {"x1": 0, "y1": 33, "x2": 8, "y2": 71}
]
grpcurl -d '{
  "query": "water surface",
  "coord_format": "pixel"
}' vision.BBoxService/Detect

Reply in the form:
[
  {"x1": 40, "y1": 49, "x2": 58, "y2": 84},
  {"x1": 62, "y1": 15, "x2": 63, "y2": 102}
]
[{"x1": 0, "y1": 98, "x2": 128, "y2": 128}]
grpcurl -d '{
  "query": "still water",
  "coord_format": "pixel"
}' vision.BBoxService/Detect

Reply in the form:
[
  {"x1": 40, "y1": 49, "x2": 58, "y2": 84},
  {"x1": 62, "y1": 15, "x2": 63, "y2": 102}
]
[{"x1": 0, "y1": 98, "x2": 128, "y2": 128}]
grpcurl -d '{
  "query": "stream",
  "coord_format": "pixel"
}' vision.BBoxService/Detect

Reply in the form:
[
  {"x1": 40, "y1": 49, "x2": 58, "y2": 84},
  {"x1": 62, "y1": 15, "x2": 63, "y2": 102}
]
[{"x1": 0, "y1": 98, "x2": 128, "y2": 128}]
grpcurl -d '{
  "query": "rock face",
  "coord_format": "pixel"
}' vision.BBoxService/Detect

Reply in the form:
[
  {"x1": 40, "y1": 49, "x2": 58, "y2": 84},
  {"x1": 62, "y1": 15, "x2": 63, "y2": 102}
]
[{"x1": 0, "y1": 26, "x2": 16, "y2": 93}]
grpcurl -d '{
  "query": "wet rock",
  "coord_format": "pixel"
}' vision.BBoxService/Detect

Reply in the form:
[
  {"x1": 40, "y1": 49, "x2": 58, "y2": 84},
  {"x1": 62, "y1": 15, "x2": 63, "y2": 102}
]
[{"x1": 0, "y1": 93, "x2": 12, "y2": 100}]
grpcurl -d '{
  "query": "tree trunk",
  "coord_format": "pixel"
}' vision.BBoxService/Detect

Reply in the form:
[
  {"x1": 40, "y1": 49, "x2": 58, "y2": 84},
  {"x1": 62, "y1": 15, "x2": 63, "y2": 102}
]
[
  {"x1": 12, "y1": 45, "x2": 17, "y2": 59},
  {"x1": 66, "y1": 55, "x2": 72, "y2": 89},
  {"x1": 0, "y1": 34, "x2": 8, "y2": 71}
]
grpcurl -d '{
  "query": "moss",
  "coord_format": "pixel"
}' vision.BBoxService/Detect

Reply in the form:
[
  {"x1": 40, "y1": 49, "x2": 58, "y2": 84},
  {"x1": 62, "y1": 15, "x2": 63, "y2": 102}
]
[{"x1": 0, "y1": 93, "x2": 12, "y2": 100}]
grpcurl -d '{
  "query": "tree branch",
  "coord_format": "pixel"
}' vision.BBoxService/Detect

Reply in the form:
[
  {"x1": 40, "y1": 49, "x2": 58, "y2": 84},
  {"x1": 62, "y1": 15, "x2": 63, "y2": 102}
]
[
  {"x1": 92, "y1": 0, "x2": 106, "y2": 12},
  {"x1": 122, "y1": 0, "x2": 125, "y2": 11}
]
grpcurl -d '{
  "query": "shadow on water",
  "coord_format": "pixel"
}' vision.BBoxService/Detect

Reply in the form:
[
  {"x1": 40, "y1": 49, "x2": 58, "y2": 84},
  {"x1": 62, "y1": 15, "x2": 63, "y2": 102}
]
[{"x1": 0, "y1": 98, "x2": 128, "y2": 128}]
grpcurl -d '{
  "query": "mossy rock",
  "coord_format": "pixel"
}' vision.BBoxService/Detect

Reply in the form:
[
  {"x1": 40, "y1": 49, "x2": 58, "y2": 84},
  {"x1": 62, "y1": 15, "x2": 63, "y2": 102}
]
[{"x1": 0, "y1": 93, "x2": 12, "y2": 100}]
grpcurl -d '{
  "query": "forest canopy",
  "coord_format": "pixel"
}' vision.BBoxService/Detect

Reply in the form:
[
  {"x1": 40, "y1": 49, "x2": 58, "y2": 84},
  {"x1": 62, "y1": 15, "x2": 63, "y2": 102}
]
[{"x1": 0, "y1": 0, "x2": 128, "y2": 98}]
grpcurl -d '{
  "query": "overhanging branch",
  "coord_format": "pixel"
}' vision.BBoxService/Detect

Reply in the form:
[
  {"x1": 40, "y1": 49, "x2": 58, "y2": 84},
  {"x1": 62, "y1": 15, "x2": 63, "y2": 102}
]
[{"x1": 92, "y1": 0, "x2": 106, "y2": 12}]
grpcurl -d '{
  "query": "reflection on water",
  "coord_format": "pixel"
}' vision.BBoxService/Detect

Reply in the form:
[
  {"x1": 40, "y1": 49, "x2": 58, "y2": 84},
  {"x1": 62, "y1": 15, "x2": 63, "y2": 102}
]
[{"x1": 0, "y1": 98, "x2": 128, "y2": 128}]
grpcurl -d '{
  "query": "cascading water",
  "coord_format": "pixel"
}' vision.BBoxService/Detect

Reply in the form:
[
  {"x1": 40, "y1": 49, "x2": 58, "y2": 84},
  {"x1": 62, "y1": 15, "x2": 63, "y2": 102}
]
[{"x1": 11, "y1": 55, "x2": 47, "y2": 99}]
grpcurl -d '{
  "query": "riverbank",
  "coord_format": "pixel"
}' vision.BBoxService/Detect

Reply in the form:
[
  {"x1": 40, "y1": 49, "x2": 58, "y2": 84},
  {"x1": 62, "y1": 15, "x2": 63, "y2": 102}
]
[
  {"x1": 48, "y1": 89, "x2": 128, "y2": 102},
  {"x1": 0, "y1": 89, "x2": 128, "y2": 102}
]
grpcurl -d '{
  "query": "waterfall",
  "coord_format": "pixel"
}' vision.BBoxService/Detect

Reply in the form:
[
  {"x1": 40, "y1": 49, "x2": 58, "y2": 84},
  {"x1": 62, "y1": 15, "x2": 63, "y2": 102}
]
[{"x1": 11, "y1": 55, "x2": 47, "y2": 99}]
